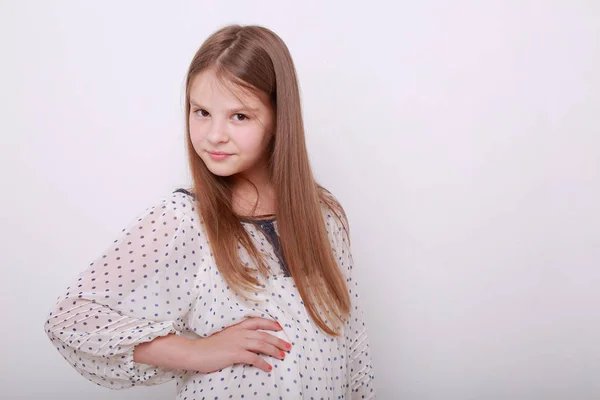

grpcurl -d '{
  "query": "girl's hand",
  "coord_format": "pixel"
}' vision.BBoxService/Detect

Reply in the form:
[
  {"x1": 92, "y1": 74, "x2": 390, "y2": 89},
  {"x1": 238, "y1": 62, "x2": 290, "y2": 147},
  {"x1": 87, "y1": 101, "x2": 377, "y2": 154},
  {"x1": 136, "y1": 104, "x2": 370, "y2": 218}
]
[{"x1": 185, "y1": 317, "x2": 292, "y2": 373}]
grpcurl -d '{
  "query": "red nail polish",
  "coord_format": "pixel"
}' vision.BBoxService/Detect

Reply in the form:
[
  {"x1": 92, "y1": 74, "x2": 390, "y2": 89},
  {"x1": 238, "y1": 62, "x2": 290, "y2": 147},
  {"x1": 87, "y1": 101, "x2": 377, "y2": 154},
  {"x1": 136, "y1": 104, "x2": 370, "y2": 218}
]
[
  {"x1": 280, "y1": 351, "x2": 285, "y2": 358},
  {"x1": 268, "y1": 365, "x2": 272, "y2": 371},
  {"x1": 286, "y1": 343, "x2": 291, "y2": 349}
]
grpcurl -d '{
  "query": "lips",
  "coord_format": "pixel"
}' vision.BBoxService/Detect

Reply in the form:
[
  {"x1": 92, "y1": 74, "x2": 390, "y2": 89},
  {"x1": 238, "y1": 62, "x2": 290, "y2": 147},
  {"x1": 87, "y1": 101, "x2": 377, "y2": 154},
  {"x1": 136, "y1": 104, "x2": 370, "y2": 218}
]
[{"x1": 207, "y1": 151, "x2": 233, "y2": 161}]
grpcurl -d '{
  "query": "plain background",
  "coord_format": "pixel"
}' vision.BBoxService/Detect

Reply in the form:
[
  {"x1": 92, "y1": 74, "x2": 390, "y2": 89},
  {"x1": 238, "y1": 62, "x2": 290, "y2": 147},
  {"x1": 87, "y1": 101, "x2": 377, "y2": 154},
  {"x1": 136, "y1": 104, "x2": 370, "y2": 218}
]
[{"x1": 2, "y1": 0, "x2": 599, "y2": 399}]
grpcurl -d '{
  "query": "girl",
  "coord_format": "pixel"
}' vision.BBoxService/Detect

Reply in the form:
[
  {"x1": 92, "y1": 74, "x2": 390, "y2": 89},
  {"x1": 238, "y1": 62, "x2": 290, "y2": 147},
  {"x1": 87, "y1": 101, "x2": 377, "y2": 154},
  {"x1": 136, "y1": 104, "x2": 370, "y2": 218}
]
[{"x1": 45, "y1": 24, "x2": 375, "y2": 399}]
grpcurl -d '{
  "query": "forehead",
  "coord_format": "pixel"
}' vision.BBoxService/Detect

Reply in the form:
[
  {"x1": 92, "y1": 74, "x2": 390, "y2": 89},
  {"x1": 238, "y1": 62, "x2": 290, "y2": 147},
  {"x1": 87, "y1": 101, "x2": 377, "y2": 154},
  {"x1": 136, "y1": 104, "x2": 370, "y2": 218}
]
[{"x1": 189, "y1": 69, "x2": 267, "y2": 108}]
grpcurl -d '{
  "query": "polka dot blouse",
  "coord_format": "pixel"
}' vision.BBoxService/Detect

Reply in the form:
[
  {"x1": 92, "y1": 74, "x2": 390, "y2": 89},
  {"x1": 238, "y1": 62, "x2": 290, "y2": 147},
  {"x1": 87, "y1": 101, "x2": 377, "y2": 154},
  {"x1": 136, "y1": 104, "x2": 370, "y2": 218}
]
[{"x1": 45, "y1": 190, "x2": 376, "y2": 399}]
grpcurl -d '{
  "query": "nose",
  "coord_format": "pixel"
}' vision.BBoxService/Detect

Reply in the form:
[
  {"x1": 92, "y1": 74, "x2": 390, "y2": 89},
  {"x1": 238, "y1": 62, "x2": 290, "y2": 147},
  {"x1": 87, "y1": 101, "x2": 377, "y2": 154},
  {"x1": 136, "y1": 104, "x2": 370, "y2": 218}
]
[{"x1": 206, "y1": 119, "x2": 229, "y2": 145}]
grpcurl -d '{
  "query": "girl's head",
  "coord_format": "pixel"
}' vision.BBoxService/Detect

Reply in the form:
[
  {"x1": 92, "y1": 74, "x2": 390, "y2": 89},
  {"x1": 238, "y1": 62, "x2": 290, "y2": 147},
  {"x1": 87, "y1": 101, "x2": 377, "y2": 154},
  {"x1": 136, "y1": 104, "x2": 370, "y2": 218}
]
[
  {"x1": 185, "y1": 25, "x2": 305, "y2": 184},
  {"x1": 183, "y1": 25, "x2": 350, "y2": 336}
]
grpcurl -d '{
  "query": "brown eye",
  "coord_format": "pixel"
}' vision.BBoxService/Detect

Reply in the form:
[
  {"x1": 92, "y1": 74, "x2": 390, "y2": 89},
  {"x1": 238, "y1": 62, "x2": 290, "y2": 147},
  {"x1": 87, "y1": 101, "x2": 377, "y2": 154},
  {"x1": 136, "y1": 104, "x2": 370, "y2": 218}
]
[
  {"x1": 233, "y1": 113, "x2": 248, "y2": 121},
  {"x1": 195, "y1": 109, "x2": 209, "y2": 117}
]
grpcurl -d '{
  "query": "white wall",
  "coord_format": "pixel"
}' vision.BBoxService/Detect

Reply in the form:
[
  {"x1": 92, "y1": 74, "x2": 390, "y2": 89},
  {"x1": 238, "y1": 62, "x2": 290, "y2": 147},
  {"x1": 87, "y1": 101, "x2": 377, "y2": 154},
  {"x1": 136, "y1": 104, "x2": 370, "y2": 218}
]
[{"x1": 2, "y1": 0, "x2": 599, "y2": 399}]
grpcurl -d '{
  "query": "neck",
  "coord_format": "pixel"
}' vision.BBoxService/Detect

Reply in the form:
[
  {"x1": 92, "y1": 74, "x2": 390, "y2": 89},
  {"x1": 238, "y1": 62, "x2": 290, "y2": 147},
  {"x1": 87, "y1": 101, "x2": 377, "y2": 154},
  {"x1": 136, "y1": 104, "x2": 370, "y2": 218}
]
[{"x1": 231, "y1": 164, "x2": 276, "y2": 216}]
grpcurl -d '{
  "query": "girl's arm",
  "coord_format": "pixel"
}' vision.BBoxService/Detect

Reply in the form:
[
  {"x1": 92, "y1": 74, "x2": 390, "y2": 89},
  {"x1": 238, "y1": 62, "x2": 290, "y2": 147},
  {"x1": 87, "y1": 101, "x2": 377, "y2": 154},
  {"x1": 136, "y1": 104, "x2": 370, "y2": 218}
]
[
  {"x1": 133, "y1": 333, "x2": 195, "y2": 370},
  {"x1": 44, "y1": 195, "x2": 201, "y2": 389}
]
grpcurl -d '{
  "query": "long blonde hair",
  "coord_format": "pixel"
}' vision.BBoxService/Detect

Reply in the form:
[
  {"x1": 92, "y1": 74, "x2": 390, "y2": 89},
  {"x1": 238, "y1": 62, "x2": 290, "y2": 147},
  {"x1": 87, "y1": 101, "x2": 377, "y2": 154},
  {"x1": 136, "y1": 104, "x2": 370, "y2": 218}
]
[{"x1": 184, "y1": 25, "x2": 350, "y2": 335}]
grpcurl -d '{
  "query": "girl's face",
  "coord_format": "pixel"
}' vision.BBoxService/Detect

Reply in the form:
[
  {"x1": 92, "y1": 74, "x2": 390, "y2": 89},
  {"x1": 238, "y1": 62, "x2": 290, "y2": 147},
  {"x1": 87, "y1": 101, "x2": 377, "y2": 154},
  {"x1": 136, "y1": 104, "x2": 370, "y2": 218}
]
[{"x1": 188, "y1": 69, "x2": 275, "y2": 180}]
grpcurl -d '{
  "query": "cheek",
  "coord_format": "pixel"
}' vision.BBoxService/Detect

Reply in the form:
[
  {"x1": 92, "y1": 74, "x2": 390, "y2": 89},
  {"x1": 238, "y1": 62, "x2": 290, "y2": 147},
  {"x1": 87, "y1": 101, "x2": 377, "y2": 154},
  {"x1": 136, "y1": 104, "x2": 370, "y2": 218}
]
[
  {"x1": 188, "y1": 123, "x2": 207, "y2": 159},
  {"x1": 189, "y1": 120, "x2": 209, "y2": 148},
  {"x1": 189, "y1": 119, "x2": 203, "y2": 139},
  {"x1": 233, "y1": 127, "x2": 269, "y2": 153}
]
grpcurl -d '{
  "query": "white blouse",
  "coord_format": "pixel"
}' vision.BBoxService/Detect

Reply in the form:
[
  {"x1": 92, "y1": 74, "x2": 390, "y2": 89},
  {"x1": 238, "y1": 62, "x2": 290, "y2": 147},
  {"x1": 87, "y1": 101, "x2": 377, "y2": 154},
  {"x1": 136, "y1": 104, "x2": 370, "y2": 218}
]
[{"x1": 45, "y1": 190, "x2": 376, "y2": 399}]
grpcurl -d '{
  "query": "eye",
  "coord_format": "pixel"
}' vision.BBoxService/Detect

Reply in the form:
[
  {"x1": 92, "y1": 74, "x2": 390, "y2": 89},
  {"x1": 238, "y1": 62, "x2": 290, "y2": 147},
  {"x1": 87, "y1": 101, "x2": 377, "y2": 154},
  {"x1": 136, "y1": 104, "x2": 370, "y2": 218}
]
[
  {"x1": 233, "y1": 113, "x2": 248, "y2": 121},
  {"x1": 195, "y1": 109, "x2": 209, "y2": 117}
]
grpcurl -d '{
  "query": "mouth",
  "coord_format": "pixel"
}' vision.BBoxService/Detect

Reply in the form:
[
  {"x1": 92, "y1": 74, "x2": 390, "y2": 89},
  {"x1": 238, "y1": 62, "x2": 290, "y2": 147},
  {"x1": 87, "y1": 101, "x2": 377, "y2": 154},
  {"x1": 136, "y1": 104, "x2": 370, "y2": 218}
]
[{"x1": 207, "y1": 151, "x2": 233, "y2": 161}]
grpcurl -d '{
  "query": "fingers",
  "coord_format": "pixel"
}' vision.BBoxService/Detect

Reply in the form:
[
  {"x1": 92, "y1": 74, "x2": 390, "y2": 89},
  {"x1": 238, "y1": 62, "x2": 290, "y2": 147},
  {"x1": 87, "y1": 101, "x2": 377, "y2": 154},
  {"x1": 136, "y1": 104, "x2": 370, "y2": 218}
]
[
  {"x1": 245, "y1": 339, "x2": 286, "y2": 361},
  {"x1": 246, "y1": 330, "x2": 292, "y2": 352},
  {"x1": 236, "y1": 317, "x2": 282, "y2": 332},
  {"x1": 226, "y1": 318, "x2": 290, "y2": 373},
  {"x1": 240, "y1": 351, "x2": 273, "y2": 373}
]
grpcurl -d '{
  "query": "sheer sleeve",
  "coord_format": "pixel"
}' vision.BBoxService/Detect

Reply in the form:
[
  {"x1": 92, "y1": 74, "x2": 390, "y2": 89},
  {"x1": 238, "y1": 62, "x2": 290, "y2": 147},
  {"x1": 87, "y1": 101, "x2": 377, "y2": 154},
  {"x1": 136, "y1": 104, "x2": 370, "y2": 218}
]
[
  {"x1": 44, "y1": 195, "x2": 202, "y2": 389},
  {"x1": 329, "y1": 207, "x2": 377, "y2": 399}
]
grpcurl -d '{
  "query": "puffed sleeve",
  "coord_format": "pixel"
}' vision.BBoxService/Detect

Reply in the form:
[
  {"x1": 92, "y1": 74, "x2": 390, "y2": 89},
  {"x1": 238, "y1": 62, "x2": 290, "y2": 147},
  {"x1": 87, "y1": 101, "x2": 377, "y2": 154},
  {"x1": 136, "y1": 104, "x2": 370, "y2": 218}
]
[
  {"x1": 328, "y1": 207, "x2": 377, "y2": 399},
  {"x1": 44, "y1": 195, "x2": 202, "y2": 389}
]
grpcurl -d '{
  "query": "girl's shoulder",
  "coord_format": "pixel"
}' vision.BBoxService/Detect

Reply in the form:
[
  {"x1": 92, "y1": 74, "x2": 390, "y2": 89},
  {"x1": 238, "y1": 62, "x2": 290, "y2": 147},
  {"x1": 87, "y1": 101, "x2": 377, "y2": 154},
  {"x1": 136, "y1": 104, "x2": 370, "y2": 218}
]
[
  {"x1": 167, "y1": 187, "x2": 203, "y2": 222},
  {"x1": 131, "y1": 188, "x2": 205, "y2": 236},
  {"x1": 141, "y1": 188, "x2": 199, "y2": 217},
  {"x1": 318, "y1": 186, "x2": 351, "y2": 243}
]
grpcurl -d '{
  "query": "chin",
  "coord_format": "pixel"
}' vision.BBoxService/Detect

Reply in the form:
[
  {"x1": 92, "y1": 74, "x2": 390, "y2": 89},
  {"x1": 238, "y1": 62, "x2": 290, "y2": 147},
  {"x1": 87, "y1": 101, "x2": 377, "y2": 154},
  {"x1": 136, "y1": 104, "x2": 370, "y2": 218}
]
[
  {"x1": 208, "y1": 169, "x2": 236, "y2": 177},
  {"x1": 203, "y1": 162, "x2": 238, "y2": 177}
]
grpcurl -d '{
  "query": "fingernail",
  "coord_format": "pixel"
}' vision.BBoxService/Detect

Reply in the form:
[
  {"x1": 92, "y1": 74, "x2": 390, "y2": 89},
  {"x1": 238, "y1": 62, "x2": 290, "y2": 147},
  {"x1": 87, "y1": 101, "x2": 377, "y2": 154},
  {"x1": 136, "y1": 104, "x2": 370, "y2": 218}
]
[
  {"x1": 285, "y1": 343, "x2": 292, "y2": 349},
  {"x1": 280, "y1": 351, "x2": 285, "y2": 358},
  {"x1": 268, "y1": 365, "x2": 272, "y2": 371}
]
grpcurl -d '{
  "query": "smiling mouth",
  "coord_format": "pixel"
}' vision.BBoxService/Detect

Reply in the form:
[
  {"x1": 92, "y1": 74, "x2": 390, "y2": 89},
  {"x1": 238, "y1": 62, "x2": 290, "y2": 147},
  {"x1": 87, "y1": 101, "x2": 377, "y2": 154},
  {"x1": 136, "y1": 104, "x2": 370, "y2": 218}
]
[{"x1": 207, "y1": 151, "x2": 233, "y2": 160}]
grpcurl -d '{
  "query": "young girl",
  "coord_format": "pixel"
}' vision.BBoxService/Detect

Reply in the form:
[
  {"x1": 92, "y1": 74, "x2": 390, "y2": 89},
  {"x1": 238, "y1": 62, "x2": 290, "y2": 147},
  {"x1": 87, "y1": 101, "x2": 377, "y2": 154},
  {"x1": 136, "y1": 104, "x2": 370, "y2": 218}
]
[{"x1": 45, "y1": 24, "x2": 375, "y2": 399}]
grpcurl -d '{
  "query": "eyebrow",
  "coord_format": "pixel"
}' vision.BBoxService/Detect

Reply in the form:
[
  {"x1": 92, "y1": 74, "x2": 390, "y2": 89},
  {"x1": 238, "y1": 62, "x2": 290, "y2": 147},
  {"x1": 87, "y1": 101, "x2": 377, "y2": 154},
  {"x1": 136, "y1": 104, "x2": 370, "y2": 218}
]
[{"x1": 189, "y1": 99, "x2": 260, "y2": 114}]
